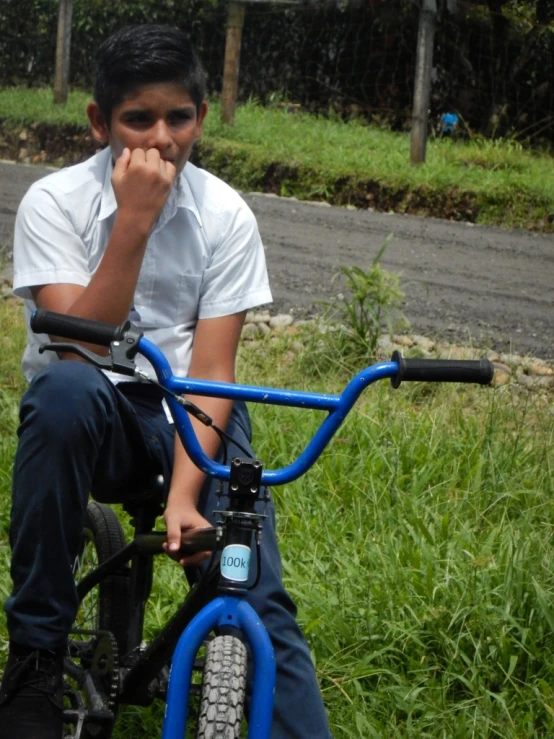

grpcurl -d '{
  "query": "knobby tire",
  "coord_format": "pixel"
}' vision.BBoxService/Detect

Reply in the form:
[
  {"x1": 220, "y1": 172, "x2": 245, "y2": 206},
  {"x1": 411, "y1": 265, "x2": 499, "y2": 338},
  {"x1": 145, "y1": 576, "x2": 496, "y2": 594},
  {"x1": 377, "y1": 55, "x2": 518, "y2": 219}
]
[{"x1": 196, "y1": 634, "x2": 248, "y2": 739}]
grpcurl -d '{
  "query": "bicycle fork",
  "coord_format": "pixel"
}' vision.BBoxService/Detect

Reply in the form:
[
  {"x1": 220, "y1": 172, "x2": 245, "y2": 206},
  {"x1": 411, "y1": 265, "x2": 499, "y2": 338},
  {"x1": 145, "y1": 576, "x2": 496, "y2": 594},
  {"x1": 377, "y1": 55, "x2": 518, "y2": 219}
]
[{"x1": 161, "y1": 458, "x2": 276, "y2": 739}]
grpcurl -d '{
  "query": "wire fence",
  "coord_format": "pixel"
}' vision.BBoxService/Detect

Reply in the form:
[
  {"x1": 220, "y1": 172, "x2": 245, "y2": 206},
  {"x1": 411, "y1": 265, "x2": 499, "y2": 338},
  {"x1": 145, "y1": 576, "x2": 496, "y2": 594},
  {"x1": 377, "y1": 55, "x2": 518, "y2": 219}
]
[{"x1": 1, "y1": 0, "x2": 553, "y2": 142}]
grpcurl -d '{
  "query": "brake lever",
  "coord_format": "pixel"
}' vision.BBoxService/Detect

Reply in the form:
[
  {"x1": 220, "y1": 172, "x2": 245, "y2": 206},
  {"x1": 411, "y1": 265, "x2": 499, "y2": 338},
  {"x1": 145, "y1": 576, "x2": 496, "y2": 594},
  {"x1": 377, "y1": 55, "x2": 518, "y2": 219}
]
[{"x1": 39, "y1": 341, "x2": 137, "y2": 376}]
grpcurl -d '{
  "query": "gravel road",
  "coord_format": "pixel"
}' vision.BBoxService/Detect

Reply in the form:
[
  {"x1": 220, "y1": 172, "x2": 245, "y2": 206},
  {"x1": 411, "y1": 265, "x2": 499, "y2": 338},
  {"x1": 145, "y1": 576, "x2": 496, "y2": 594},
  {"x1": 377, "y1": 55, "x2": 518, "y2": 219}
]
[{"x1": 1, "y1": 160, "x2": 552, "y2": 359}]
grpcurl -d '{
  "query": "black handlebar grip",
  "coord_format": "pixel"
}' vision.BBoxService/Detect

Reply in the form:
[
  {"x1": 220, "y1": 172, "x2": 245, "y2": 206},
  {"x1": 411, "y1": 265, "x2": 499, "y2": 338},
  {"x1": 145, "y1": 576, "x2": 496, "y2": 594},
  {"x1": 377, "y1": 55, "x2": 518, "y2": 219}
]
[
  {"x1": 180, "y1": 527, "x2": 221, "y2": 554},
  {"x1": 391, "y1": 350, "x2": 494, "y2": 388},
  {"x1": 31, "y1": 309, "x2": 131, "y2": 347}
]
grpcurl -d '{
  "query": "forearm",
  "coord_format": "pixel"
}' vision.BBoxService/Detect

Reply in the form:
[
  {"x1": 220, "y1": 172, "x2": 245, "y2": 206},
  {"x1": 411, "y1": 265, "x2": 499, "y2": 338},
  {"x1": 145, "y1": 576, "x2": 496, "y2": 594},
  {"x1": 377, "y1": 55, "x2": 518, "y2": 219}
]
[
  {"x1": 168, "y1": 395, "x2": 234, "y2": 509},
  {"x1": 162, "y1": 313, "x2": 244, "y2": 561},
  {"x1": 33, "y1": 147, "x2": 175, "y2": 330},
  {"x1": 61, "y1": 214, "x2": 150, "y2": 324}
]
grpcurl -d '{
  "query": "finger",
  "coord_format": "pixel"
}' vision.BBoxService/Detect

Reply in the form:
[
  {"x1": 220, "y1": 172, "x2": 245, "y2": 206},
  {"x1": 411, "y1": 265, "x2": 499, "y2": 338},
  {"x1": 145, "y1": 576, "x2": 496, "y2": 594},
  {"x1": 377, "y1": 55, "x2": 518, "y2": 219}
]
[
  {"x1": 145, "y1": 148, "x2": 161, "y2": 166},
  {"x1": 113, "y1": 147, "x2": 131, "y2": 176},
  {"x1": 163, "y1": 159, "x2": 177, "y2": 182},
  {"x1": 130, "y1": 147, "x2": 146, "y2": 164},
  {"x1": 165, "y1": 518, "x2": 182, "y2": 554}
]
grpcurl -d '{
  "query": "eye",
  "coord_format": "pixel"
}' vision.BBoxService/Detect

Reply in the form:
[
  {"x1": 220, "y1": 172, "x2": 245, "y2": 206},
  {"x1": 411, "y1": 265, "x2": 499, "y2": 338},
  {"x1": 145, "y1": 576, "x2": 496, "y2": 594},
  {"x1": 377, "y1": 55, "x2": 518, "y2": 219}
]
[
  {"x1": 168, "y1": 111, "x2": 193, "y2": 125},
  {"x1": 123, "y1": 113, "x2": 151, "y2": 126}
]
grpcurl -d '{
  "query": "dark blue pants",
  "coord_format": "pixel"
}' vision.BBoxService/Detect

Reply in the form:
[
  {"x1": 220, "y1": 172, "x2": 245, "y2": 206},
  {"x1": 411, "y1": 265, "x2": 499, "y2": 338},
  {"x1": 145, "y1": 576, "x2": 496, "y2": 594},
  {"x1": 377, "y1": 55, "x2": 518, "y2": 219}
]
[{"x1": 5, "y1": 361, "x2": 331, "y2": 738}]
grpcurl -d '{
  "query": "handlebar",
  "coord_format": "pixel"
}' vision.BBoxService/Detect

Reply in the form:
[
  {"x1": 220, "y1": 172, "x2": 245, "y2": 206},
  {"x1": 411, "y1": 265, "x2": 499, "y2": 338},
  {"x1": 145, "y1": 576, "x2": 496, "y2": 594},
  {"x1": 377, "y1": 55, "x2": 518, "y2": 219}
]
[
  {"x1": 31, "y1": 309, "x2": 494, "y2": 486},
  {"x1": 390, "y1": 350, "x2": 493, "y2": 387},
  {"x1": 31, "y1": 308, "x2": 131, "y2": 346}
]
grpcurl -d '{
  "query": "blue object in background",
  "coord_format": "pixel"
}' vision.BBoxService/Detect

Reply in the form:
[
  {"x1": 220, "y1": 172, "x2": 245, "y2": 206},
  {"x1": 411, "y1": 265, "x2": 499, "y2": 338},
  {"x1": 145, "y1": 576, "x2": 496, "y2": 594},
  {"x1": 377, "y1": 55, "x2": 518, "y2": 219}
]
[{"x1": 442, "y1": 112, "x2": 459, "y2": 135}]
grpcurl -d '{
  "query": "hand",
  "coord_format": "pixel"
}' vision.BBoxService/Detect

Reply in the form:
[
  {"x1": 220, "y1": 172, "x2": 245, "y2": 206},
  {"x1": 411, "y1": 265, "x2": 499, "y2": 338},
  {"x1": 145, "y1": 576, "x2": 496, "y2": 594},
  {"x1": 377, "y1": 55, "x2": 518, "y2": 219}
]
[
  {"x1": 163, "y1": 501, "x2": 212, "y2": 567},
  {"x1": 112, "y1": 147, "x2": 177, "y2": 233}
]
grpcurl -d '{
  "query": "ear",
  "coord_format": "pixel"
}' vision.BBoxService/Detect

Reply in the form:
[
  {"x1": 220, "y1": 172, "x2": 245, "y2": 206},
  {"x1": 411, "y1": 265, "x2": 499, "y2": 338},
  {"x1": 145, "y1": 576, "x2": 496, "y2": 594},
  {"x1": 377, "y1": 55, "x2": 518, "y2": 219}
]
[
  {"x1": 87, "y1": 102, "x2": 110, "y2": 144},
  {"x1": 194, "y1": 101, "x2": 209, "y2": 141}
]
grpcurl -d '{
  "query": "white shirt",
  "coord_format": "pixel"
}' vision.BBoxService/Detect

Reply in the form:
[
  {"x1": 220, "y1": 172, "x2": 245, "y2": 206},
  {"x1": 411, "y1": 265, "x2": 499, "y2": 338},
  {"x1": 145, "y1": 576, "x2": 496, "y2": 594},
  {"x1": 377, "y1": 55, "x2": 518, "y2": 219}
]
[{"x1": 13, "y1": 147, "x2": 273, "y2": 382}]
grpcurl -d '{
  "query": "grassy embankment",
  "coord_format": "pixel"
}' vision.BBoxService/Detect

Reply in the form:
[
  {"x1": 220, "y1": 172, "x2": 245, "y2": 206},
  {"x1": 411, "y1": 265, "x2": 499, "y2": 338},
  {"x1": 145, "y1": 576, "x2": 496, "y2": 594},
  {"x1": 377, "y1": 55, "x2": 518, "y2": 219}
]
[
  {"x1": 1, "y1": 299, "x2": 553, "y2": 737},
  {"x1": 0, "y1": 87, "x2": 553, "y2": 232}
]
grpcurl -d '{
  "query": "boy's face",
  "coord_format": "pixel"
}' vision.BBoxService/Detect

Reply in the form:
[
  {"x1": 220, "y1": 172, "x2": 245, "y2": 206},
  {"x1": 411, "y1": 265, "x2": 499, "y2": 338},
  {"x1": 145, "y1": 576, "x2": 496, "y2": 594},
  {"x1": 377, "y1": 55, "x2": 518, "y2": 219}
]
[{"x1": 88, "y1": 83, "x2": 207, "y2": 176}]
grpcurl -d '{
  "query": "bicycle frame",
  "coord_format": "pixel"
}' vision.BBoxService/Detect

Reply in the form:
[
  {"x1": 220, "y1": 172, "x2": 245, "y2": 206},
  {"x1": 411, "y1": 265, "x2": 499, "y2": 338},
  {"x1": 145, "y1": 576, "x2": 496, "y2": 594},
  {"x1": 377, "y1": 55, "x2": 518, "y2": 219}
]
[
  {"x1": 29, "y1": 309, "x2": 492, "y2": 738},
  {"x1": 73, "y1": 528, "x2": 222, "y2": 707}
]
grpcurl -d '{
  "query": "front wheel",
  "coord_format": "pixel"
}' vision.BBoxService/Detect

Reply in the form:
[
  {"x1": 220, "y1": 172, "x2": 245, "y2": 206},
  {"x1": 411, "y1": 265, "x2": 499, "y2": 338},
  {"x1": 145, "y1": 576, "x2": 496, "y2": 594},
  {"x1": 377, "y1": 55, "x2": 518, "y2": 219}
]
[{"x1": 196, "y1": 634, "x2": 248, "y2": 739}]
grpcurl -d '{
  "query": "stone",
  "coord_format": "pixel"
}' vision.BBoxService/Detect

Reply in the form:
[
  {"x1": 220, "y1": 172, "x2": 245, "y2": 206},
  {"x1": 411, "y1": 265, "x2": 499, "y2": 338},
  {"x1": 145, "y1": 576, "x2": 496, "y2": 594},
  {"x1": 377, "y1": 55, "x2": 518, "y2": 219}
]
[
  {"x1": 412, "y1": 335, "x2": 436, "y2": 352},
  {"x1": 392, "y1": 334, "x2": 414, "y2": 347},
  {"x1": 491, "y1": 369, "x2": 511, "y2": 387},
  {"x1": 441, "y1": 345, "x2": 480, "y2": 361},
  {"x1": 516, "y1": 372, "x2": 537, "y2": 389},
  {"x1": 527, "y1": 361, "x2": 554, "y2": 377},
  {"x1": 269, "y1": 314, "x2": 294, "y2": 329},
  {"x1": 241, "y1": 323, "x2": 260, "y2": 340},
  {"x1": 500, "y1": 353, "x2": 524, "y2": 366},
  {"x1": 19, "y1": 130, "x2": 28, "y2": 141},
  {"x1": 258, "y1": 322, "x2": 271, "y2": 336},
  {"x1": 530, "y1": 375, "x2": 554, "y2": 389},
  {"x1": 492, "y1": 362, "x2": 511, "y2": 375},
  {"x1": 251, "y1": 311, "x2": 271, "y2": 324},
  {"x1": 415, "y1": 349, "x2": 435, "y2": 359},
  {"x1": 377, "y1": 335, "x2": 396, "y2": 354}
]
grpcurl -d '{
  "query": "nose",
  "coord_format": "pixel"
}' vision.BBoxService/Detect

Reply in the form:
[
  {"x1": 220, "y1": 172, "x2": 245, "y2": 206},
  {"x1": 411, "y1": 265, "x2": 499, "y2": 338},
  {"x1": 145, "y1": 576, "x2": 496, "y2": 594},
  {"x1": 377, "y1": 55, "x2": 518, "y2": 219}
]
[{"x1": 148, "y1": 120, "x2": 173, "y2": 154}]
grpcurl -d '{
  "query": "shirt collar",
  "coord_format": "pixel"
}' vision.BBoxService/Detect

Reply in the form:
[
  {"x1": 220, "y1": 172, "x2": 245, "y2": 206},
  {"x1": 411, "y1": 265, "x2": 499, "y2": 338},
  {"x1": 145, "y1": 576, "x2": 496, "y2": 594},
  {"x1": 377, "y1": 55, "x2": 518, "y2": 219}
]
[{"x1": 97, "y1": 147, "x2": 202, "y2": 228}]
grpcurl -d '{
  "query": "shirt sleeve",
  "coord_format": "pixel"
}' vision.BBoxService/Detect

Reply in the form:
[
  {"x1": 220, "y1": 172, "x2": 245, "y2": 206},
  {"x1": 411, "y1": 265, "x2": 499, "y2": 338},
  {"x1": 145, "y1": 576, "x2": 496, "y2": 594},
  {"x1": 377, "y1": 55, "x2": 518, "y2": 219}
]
[
  {"x1": 13, "y1": 182, "x2": 91, "y2": 300},
  {"x1": 197, "y1": 200, "x2": 273, "y2": 319}
]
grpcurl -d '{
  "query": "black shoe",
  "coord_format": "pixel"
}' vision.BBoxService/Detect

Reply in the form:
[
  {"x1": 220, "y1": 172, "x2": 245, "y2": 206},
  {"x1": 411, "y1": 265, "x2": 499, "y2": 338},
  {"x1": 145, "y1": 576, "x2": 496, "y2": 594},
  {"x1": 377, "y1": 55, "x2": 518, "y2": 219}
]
[{"x1": 0, "y1": 643, "x2": 64, "y2": 739}]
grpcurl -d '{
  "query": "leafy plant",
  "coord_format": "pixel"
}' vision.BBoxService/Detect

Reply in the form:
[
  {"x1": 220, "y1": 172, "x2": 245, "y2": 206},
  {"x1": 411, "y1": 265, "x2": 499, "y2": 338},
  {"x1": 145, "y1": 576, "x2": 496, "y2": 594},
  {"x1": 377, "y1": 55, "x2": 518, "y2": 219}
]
[{"x1": 321, "y1": 235, "x2": 407, "y2": 362}]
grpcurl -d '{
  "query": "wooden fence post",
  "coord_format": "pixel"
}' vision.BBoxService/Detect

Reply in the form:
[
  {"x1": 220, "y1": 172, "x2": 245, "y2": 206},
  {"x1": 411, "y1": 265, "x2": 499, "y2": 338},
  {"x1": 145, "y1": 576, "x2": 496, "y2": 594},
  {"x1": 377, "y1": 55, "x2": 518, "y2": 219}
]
[
  {"x1": 221, "y1": 0, "x2": 246, "y2": 124},
  {"x1": 53, "y1": 0, "x2": 73, "y2": 104},
  {"x1": 410, "y1": 0, "x2": 437, "y2": 164}
]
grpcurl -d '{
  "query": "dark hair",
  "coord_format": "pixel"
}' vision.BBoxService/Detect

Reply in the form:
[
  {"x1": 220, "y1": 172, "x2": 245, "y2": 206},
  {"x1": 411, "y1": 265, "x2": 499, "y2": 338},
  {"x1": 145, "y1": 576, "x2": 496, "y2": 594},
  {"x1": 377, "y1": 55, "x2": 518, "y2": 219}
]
[{"x1": 94, "y1": 25, "x2": 207, "y2": 124}]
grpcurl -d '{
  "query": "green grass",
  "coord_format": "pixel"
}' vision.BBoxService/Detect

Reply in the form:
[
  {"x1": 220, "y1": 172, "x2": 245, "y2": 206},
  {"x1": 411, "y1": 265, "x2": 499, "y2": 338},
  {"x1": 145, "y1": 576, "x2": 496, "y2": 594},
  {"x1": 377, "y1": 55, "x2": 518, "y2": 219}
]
[
  {"x1": 1, "y1": 299, "x2": 554, "y2": 737},
  {"x1": 207, "y1": 102, "x2": 554, "y2": 201},
  {"x1": 0, "y1": 87, "x2": 553, "y2": 230},
  {"x1": 0, "y1": 87, "x2": 91, "y2": 127}
]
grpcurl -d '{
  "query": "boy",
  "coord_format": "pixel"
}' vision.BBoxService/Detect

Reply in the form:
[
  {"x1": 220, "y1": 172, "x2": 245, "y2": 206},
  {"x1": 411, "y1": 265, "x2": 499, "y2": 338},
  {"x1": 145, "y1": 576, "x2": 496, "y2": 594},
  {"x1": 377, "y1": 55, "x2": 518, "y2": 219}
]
[{"x1": 0, "y1": 24, "x2": 331, "y2": 739}]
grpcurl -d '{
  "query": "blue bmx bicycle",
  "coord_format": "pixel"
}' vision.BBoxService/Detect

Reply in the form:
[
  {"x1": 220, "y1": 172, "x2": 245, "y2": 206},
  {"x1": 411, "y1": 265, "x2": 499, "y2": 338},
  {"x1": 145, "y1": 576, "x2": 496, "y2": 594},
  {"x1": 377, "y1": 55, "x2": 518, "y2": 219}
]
[{"x1": 30, "y1": 309, "x2": 493, "y2": 739}]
